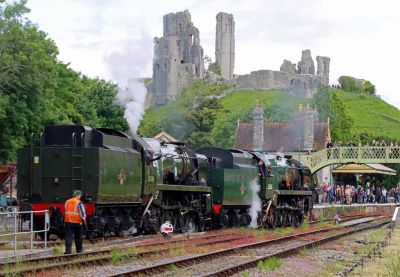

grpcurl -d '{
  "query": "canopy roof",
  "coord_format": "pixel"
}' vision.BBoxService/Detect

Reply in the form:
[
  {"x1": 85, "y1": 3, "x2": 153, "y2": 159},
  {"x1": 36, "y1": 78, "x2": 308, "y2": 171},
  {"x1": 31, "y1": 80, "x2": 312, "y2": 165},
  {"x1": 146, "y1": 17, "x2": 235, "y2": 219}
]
[{"x1": 332, "y1": 163, "x2": 397, "y2": 175}]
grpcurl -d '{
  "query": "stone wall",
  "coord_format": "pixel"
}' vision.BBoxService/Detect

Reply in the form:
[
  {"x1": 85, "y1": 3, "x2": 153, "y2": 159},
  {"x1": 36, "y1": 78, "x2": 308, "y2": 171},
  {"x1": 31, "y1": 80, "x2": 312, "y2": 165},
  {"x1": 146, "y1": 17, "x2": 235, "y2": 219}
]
[
  {"x1": 235, "y1": 49, "x2": 330, "y2": 98},
  {"x1": 215, "y1": 12, "x2": 235, "y2": 80},
  {"x1": 151, "y1": 10, "x2": 204, "y2": 106},
  {"x1": 312, "y1": 204, "x2": 396, "y2": 221}
]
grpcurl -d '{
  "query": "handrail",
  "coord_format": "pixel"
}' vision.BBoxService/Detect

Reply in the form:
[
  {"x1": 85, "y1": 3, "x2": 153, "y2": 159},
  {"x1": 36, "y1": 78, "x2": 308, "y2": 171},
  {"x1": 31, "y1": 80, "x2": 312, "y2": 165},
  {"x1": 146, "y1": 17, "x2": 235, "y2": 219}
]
[
  {"x1": 306, "y1": 146, "x2": 400, "y2": 173},
  {"x1": 0, "y1": 209, "x2": 50, "y2": 254}
]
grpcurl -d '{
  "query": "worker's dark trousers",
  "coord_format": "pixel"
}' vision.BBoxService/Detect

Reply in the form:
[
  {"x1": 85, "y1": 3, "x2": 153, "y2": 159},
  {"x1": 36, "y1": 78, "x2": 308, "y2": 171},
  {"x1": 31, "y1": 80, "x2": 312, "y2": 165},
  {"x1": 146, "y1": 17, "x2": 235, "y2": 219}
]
[{"x1": 64, "y1": 222, "x2": 83, "y2": 254}]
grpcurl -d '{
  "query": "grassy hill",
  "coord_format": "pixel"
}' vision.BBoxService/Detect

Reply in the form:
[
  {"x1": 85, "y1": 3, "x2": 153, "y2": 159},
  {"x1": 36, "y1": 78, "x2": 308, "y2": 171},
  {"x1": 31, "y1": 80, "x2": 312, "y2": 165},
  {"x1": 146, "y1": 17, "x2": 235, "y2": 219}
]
[
  {"x1": 139, "y1": 83, "x2": 400, "y2": 147},
  {"x1": 332, "y1": 89, "x2": 400, "y2": 141}
]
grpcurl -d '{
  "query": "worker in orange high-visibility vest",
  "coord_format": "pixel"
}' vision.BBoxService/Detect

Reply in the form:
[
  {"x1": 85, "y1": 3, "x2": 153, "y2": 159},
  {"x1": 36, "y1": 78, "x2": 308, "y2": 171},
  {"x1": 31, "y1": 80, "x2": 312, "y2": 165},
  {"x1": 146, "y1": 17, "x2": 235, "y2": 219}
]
[{"x1": 64, "y1": 190, "x2": 87, "y2": 254}]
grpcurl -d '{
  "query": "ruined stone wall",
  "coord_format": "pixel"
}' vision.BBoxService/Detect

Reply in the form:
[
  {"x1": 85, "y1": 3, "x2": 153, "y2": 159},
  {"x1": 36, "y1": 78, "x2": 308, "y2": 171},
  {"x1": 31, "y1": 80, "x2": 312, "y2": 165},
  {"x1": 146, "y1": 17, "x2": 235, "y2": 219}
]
[
  {"x1": 215, "y1": 12, "x2": 235, "y2": 80},
  {"x1": 151, "y1": 10, "x2": 204, "y2": 106},
  {"x1": 316, "y1": 56, "x2": 330, "y2": 85},
  {"x1": 297, "y1": 49, "x2": 315, "y2": 75},
  {"x1": 235, "y1": 49, "x2": 330, "y2": 98},
  {"x1": 235, "y1": 70, "x2": 292, "y2": 91}
]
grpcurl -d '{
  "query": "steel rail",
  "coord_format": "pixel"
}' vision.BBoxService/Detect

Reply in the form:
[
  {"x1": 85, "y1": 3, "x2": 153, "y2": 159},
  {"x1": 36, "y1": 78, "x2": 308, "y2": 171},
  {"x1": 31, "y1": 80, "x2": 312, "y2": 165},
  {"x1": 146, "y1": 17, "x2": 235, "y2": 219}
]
[
  {"x1": 200, "y1": 220, "x2": 391, "y2": 277},
  {"x1": 107, "y1": 218, "x2": 390, "y2": 277},
  {"x1": 0, "y1": 232, "x2": 246, "y2": 276}
]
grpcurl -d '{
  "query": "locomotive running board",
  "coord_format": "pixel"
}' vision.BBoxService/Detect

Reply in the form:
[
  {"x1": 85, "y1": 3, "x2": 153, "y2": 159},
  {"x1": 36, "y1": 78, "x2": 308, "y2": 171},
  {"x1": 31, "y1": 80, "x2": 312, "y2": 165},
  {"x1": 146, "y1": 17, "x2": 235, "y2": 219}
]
[
  {"x1": 275, "y1": 190, "x2": 312, "y2": 196},
  {"x1": 156, "y1": 184, "x2": 212, "y2": 193}
]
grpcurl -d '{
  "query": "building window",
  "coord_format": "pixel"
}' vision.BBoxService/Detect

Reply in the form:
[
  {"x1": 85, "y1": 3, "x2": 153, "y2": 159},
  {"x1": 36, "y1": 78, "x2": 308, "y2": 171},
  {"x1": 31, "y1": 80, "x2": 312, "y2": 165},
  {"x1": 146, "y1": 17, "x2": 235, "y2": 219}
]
[{"x1": 156, "y1": 64, "x2": 160, "y2": 70}]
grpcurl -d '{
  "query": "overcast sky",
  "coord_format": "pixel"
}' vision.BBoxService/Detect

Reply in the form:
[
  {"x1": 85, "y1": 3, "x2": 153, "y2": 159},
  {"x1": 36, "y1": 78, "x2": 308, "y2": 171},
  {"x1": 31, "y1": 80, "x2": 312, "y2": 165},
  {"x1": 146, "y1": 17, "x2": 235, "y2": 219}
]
[{"x1": 26, "y1": 0, "x2": 400, "y2": 108}]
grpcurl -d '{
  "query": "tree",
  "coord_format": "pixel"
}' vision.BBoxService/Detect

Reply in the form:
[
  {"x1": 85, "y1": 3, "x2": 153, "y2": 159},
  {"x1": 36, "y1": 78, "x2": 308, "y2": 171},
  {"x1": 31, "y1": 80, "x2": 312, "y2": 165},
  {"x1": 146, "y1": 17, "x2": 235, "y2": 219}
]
[
  {"x1": 204, "y1": 55, "x2": 221, "y2": 76},
  {"x1": 330, "y1": 92, "x2": 353, "y2": 141},
  {"x1": 83, "y1": 77, "x2": 128, "y2": 131},
  {"x1": 313, "y1": 85, "x2": 354, "y2": 142},
  {"x1": 338, "y1": 76, "x2": 359, "y2": 93},
  {"x1": 185, "y1": 97, "x2": 222, "y2": 149},
  {"x1": 0, "y1": 0, "x2": 60, "y2": 161},
  {"x1": 361, "y1": 81, "x2": 376, "y2": 95},
  {"x1": 0, "y1": 1, "x2": 127, "y2": 162}
]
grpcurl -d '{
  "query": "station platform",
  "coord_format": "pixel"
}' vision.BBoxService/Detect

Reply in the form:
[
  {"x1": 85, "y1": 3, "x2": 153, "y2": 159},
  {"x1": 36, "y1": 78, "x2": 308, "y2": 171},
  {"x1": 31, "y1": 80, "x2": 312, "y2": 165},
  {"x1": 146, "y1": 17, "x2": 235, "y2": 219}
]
[
  {"x1": 311, "y1": 203, "x2": 397, "y2": 221},
  {"x1": 392, "y1": 206, "x2": 400, "y2": 224}
]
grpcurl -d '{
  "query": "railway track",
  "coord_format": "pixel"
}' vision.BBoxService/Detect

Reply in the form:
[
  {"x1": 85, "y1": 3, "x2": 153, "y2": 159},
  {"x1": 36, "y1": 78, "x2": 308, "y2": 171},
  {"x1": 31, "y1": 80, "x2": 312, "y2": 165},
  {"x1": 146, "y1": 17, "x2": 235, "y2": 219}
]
[
  {"x1": 104, "y1": 217, "x2": 391, "y2": 277},
  {"x1": 0, "y1": 216, "x2": 388, "y2": 276},
  {"x1": 0, "y1": 231, "x2": 245, "y2": 276}
]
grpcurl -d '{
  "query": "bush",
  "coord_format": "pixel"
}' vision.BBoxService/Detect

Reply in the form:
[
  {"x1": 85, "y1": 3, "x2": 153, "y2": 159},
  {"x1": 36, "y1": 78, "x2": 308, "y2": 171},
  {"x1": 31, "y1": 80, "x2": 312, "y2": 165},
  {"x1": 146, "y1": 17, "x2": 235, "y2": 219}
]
[{"x1": 338, "y1": 76, "x2": 360, "y2": 93}]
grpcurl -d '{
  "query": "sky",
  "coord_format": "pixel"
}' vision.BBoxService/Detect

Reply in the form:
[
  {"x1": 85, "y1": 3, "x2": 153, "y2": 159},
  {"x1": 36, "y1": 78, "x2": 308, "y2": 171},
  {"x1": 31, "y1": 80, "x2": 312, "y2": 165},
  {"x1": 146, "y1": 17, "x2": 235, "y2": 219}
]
[{"x1": 26, "y1": 0, "x2": 400, "y2": 109}]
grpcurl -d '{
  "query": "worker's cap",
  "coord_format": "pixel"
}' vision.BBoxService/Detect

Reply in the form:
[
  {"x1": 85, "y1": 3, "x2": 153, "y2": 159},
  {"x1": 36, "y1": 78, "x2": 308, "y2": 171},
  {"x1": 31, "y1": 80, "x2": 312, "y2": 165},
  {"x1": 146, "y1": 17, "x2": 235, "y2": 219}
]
[{"x1": 73, "y1": 190, "x2": 82, "y2": 196}]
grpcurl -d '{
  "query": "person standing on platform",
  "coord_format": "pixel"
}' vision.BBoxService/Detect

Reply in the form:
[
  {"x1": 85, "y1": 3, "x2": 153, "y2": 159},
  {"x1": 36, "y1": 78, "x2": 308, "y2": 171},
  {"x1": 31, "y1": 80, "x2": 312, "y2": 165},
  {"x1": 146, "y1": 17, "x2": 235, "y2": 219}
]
[{"x1": 64, "y1": 190, "x2": 87, "y2": 254}]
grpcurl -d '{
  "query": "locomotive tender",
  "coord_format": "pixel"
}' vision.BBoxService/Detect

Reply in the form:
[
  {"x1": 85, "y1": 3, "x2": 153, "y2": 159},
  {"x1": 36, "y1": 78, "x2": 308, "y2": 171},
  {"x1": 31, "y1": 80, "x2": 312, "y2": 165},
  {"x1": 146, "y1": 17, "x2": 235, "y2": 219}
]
[{"x1": 17, "y1": 125, "x2": 313, "y2": 238}]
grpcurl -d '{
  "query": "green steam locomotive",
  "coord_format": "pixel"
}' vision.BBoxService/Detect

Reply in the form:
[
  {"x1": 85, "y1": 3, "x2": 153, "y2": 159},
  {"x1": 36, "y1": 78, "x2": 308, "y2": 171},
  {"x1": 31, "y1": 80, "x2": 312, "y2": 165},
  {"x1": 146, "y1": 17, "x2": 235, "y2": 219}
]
[{"x1": 17, "y1": 125, "x2": 313, "y2": 238}]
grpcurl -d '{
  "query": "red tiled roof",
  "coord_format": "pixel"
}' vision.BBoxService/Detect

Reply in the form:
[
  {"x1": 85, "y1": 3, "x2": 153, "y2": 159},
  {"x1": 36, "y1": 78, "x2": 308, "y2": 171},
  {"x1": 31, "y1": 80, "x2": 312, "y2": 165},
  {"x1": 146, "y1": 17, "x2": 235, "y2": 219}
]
[{"x1": 234, "y1": 122, "x2": 329, "y2": 151}]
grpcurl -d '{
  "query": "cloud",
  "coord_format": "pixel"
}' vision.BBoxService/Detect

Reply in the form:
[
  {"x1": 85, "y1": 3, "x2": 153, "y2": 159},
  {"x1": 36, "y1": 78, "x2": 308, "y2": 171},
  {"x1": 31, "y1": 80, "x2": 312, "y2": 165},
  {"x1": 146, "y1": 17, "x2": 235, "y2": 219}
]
[{"x1": 26, "y1": 0, "x2": 400, "y2": 109}]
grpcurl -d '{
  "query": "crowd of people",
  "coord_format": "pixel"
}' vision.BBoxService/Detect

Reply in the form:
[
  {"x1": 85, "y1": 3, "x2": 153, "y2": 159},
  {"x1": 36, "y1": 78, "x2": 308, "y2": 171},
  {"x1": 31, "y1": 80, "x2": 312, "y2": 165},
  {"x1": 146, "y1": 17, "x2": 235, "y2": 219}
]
[
  {"x1": 326, "y1": 140, "x2": 399, "y2": 148},
  {"x1": 317, "y1": 183, "x2": 400, "y2": 205}
]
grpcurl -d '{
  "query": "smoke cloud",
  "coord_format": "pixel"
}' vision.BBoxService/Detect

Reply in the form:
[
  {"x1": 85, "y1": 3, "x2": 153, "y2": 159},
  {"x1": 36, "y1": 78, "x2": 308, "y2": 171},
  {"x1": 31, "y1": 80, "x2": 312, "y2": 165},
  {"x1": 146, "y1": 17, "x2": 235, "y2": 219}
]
[
  {"x1": 248, "y1": 178, "x2": 261, "y2": 228},
  {"x1": 104, "y1": 30, "x2": 153, "y2": 133},
  {"x1": 114, "y1": 80, "x2": 148, "y2": 133}
]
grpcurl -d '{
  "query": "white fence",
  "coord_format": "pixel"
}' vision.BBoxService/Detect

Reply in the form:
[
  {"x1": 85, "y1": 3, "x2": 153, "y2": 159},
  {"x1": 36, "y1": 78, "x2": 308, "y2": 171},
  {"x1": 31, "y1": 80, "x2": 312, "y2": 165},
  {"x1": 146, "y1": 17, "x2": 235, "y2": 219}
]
[{"x1": 0, "y1": 207, "x2": 50, "y2": 254}]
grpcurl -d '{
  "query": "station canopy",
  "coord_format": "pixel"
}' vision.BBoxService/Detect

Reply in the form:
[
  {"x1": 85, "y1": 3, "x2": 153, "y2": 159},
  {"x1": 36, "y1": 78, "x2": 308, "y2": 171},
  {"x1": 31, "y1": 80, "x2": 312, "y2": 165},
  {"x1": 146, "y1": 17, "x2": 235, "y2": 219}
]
[{"x1": 332, "y1": 163, "x2": 396, "y2": 176}]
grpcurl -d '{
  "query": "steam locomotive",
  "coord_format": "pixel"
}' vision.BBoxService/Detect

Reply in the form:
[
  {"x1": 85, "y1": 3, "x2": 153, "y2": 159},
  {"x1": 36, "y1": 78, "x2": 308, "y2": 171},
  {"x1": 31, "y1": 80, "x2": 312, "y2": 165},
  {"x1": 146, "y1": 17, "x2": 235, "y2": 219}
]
[{"x1": 17, "y1": 125, "x2": 313, "y2": 238}]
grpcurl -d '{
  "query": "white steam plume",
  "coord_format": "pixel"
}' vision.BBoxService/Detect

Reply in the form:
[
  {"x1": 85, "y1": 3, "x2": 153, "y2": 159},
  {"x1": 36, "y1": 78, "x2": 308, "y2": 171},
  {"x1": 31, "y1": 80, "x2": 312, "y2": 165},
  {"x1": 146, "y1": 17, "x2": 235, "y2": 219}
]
[
  {"x1": 248, "y1": 178, "x2": 262, "y2": 228},
  {"x1": 114, "y1": 80, "x2": 147, "y2": 133},
  {"x1": 104, "y1": 30, "x2": 152, "y2": 134}
]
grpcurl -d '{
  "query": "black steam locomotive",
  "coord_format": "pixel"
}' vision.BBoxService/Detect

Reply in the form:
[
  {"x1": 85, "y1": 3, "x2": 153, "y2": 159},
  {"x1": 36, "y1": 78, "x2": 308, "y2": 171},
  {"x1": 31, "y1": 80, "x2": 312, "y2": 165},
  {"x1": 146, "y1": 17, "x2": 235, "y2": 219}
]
[{"x1": 17, "y1": 125, "x2": 313, "y2": 238}]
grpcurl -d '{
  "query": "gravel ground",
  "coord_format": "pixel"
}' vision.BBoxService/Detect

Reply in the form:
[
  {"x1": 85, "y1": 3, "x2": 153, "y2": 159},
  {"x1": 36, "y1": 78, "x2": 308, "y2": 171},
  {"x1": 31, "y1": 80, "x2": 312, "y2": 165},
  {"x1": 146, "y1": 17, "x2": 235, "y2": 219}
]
[
  {"x1": 61, "y1": 218, "x2": 383, "y2": 277},
  {"x1": 153, "y1": 240, "x2": 313, "y2": 277},
  {"x1": 73, "y1": 253, "x2": 203, "y2": 277},
  {"x1": 234, "y1": 227, "x2": 389, "y2": 277}
]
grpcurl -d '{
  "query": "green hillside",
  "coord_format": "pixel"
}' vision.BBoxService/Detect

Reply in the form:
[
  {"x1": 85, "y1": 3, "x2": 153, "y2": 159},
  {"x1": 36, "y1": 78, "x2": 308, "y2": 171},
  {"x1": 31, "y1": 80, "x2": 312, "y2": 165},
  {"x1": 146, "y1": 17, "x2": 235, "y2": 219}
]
[
  {"x1": 332, "y1": 89, "x2": 400, "y2": 141},
  {"x1": 139, "y1": 83, "x2": 400, "y2": 148}
]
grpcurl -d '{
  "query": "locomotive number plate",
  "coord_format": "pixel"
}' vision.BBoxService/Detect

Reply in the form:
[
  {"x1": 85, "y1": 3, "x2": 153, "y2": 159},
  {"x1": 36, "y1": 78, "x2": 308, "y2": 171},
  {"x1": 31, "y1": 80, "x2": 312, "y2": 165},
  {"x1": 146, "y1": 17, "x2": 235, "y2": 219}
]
[{"x1": 268, "y1": 184, "x2": 273, "y2": 190}]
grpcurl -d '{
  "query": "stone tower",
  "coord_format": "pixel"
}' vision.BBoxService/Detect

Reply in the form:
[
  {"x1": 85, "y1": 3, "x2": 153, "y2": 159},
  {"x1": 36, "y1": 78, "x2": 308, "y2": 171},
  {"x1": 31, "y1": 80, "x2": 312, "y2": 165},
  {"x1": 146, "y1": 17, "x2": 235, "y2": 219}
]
[
  {"x1": 316, "y1": 56, "x2": 330, "y2": 85},
  {"x1": 215, "y1": 12, "x2": 235, "y2": 80},
  {"x1": 252, "y1": 101, "x2": 264, "y2": 151},
  {"x1": 151, "y1": 10, "x2": 205, "y2": 106},
  {"x1": 297, "y1": 49, "x2": 315, "y2": 75}
]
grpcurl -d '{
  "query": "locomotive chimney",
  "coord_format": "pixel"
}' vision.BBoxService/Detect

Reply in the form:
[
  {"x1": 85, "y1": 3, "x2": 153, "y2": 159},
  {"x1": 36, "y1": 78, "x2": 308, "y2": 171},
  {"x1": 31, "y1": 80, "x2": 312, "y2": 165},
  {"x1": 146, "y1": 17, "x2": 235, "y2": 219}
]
[
  {"x1": 303, "y1": 104, "x2": 315, "y2": 151},
  {"x1": 252, "y1": 100, "x2": 264, "y2": 151}
]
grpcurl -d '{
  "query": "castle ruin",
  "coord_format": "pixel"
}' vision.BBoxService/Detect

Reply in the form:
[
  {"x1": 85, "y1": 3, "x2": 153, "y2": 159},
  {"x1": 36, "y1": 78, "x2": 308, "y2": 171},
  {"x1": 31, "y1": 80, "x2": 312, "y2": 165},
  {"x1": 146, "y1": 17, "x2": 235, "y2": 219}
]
[
  {"x1": 215, "y1": 12, "x2": 235, "y2": 80},
  {"x1": 150, "y1": 10, "x2": 204, "y2": 106},
  {"x1": 236, "y1": 49, "x2": 330, "y2": 98},
  {"x1": 148, "y1": 10, "x2": 331, "y2": 106}
]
